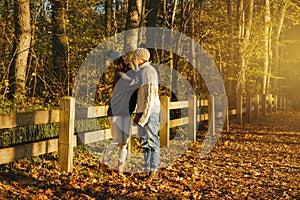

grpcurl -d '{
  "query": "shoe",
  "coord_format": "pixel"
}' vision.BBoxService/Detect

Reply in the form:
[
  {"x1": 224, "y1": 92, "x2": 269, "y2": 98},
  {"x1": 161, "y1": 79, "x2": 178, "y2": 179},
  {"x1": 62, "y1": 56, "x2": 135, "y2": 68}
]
[
  {"x1": 143, "y1": 167, "x2": 150, "y2": 177},
  {"x1": 100, "y1": 162, "x2": 108, "y2": 173},
  {"x1": 118, "y1": 161, "x2": 126, "y2": 175},
  {"x1": 137, "y1": 167, "x2": 150, "y2": 179},
  {"x1": 148, "y1": 169, "x2": 157, "y2": 180}
]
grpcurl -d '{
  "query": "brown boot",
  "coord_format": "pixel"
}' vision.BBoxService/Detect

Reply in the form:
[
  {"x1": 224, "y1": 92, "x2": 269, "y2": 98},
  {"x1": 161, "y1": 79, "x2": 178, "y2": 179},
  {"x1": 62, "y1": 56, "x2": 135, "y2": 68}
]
[
  {"x1": 100, "y1": 162, "x2": 108, "y2": 173},
  {"x1": 100, "y1": 158, "x2": 108, "y2": 173}
]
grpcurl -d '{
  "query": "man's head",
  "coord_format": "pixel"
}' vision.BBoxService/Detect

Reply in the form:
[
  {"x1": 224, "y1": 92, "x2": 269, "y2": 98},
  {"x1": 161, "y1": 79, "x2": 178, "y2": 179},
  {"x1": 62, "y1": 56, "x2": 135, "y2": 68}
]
[{"x1": 132, "y1": 48, "x2": 150, "y2": 66}]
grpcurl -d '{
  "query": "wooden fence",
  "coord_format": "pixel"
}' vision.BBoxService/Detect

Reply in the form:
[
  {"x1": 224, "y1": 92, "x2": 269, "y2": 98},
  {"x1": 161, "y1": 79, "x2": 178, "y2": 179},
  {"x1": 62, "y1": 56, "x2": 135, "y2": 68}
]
[{"x1": 0, "y1": 94, "x2": 291, "y2": 172}]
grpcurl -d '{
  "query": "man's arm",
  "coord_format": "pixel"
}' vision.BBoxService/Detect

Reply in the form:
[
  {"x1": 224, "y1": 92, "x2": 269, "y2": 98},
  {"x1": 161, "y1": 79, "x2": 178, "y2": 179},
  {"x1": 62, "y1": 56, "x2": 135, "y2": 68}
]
[{"x1": 138, "y1": 67, "x2": 159, "y2": 127}]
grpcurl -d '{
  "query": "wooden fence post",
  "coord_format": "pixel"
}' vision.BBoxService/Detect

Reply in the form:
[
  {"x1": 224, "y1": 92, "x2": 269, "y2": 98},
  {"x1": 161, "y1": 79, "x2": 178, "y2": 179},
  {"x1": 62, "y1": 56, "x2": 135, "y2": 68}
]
[
  {"x1": 225, "y1": 97, "x2": 229, "y2": 132},
  {"x1": 262, "y1": 94, "x2": 267, "y2": 117},
  {"x1": 208, "y1": 95, "x2": 215, "y2": 135},
  {"x1": 288, "y1": 98, "x2": 291, "y2": 110},
  {"x1": 279, "y1": 97, "x2": 282, "y2": 110},
  {"x1": 274, "y1": 95, "x2": 278, "y2": 111},
  {"x1": 237, "y1": 95, "x2": 243, "y2": 125},
  {"x1": 254, "y1": 94, "x2": 260, "y2": 119},
  {"x1": 188, "y1": 95, "x2": 197, "y2": 142},
  {"x1": 58, "y1": 96, "x2": 75, "y2": 173},
  {"x1": 283, "y1": 97, "x2": 287, "y2": 110},
  {"x1": 246, "y1": 93, "x2": 252, "y2": 123},
  {"x1": 160, "y1": 96, "x2": 170, "y2": 147},
  {"x1": 268, "y1": 94, "x2": 273, "y2": 113}
]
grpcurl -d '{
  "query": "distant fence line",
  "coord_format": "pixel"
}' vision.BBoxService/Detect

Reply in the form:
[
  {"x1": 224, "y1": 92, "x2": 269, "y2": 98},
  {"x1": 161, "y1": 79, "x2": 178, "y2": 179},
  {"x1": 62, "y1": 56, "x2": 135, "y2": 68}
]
[{"x1": 0, "y1": 94, "x2": 291, "y2": 172}]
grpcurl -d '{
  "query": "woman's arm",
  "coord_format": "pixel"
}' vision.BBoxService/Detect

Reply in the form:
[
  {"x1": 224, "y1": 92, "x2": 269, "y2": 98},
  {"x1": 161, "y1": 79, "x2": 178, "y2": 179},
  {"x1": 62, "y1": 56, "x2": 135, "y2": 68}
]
[{"x1": 114, "y1": 70, "x2": 141, "y2": 90}]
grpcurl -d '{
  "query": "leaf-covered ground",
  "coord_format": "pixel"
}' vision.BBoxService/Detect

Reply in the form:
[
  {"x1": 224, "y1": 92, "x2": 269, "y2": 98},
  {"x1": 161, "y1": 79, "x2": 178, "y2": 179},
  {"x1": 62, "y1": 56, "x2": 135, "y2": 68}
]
[{"x1": 0, "y1": 111, "x2": 299, "y2": 199}]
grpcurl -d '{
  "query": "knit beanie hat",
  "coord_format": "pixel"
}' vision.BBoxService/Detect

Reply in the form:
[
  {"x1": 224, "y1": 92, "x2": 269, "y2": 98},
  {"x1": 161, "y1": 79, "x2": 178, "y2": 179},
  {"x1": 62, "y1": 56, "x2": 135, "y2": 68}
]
[{"x1": 132, "y1": 48, "x2": 150, "y2": 61}]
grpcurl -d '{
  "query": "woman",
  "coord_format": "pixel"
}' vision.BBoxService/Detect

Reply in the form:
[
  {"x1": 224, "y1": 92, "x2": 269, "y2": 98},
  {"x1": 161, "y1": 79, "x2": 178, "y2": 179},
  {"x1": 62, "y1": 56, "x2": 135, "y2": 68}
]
[{"x1": 101, "y1": 54, "x2": 141, "y2": 174}]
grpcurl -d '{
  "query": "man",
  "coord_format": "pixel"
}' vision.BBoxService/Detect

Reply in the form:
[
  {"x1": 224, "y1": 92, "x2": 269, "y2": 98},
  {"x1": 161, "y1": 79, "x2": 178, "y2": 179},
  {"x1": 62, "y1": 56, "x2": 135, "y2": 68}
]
[{"x1": 132, "y1": 48, "x2": 160, "y2": 179}]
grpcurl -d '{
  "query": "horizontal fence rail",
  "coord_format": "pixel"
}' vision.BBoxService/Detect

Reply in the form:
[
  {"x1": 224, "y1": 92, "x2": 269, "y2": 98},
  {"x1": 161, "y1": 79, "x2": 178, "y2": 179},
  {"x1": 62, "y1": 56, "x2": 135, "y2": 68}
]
[
  {"x1": 0, "y1": 110, "x2": 60, "y2": 129},
  {"x1": 0, "y1": 94, "x2": 292, "y2": 172}
]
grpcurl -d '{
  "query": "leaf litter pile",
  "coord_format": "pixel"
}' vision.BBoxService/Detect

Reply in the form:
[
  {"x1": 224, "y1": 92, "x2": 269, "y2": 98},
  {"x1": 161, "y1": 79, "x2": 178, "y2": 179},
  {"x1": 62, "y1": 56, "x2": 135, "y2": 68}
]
[{"x1": 0, "y1": 111, "x2": 299, "y2": 199}]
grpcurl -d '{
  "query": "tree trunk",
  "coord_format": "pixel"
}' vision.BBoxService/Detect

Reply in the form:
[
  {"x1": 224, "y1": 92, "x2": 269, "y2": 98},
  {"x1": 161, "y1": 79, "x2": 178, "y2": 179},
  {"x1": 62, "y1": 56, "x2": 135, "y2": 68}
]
[
  {"x1": 262, "y1": 0, "x2": 271, "y2": 94},
  {"x1": 138, "y1": 0, "x2": 146, "y2": 46},
  {"x1": 236, "y1": 0, "x2": 253, "y2": 95},
  {"x1": 244, "y1": 0, "x2": 254, "y2": 46},
  {"x1": 189, "y1": 0, "x2": 196, "y2": 90},
  {"x1": 236, "y1": 0, "x2": 245, "y2": 95},
  {"x1": 2, "y1": 0, "x2": 10, "y2": 62},
  {"x1": 272, "y1": 1, "x2": 288, "y2": 95},
  {"x1": 52, "y1": 0, "x2": 69, "y2": 96},
  {"x1": 168, "y1": 0, "x2": 178, "y2": 98},
  {"x1": 266, "y1": 26, "x2": 272, "y2": 94},
  {"x1": 105, "y1": 0, "x2": 113, "y2": 37},
  {"x1": 145, "y1": 0, "x2": 159, "y2": 60},
  {"x1": 124, "y1": 0, "x2": 142, "y2": 51},
  {"x1": 227, "y1": 0, "x2": 235, "y2": 102},
  {"x1": 9, "y1": 0, "x2": 31, "y2": 99}
]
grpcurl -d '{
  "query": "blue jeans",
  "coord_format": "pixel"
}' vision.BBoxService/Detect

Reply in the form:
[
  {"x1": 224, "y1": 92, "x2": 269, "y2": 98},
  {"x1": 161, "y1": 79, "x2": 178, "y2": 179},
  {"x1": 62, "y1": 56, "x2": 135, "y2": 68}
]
[{"x1": 137, "y1": 113, "x2": 160, "y2": 170}]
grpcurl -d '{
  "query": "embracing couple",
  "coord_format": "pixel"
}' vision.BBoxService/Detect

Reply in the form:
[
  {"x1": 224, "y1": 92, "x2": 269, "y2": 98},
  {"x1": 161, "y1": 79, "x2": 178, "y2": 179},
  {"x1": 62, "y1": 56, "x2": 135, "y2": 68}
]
[{"x1": 101, "y1": 48, "x2": 160, "y2": 179}]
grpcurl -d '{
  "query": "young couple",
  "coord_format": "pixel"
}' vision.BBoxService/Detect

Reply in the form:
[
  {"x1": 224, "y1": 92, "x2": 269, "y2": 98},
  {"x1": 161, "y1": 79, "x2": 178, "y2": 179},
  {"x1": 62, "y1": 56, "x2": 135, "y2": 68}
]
[{"x1": 101, "y1": 48, "x2": 160, "y2": 179}]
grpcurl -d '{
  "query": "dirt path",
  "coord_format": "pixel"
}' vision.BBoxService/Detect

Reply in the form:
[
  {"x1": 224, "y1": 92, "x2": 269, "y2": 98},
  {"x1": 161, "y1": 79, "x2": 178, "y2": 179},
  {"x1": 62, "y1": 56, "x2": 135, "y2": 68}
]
[{"x1": 0, "y1": 111, "x2": 299, "y2": 199}]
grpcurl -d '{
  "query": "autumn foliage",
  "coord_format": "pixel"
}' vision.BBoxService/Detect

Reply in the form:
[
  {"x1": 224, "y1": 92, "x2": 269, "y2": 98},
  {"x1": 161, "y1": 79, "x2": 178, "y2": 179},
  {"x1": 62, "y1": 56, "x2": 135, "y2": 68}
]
[{"x1": 0, "y1": 111, "x2": 299, "y2": 199}]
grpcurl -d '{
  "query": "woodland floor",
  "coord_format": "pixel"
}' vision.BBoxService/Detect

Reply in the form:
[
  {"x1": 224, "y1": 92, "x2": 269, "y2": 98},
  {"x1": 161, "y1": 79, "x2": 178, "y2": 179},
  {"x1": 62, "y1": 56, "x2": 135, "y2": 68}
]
[{"x1": 0, "y1": 111, "x2": 299, "y2": 199}]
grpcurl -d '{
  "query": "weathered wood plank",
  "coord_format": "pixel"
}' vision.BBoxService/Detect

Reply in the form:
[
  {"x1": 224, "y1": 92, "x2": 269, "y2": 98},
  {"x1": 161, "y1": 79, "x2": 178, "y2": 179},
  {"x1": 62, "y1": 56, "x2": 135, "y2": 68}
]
[
  {"x1": 208, "y1": 95, "x2": 215, "y2": 134},
  {"x1": 237, "y1": 95, "x2": 243, "y2": 124},
  {"x1": 216, "y1": 111, "x2": 225, "y2": 118},
  {"x1": 58, "y1": 97, "x2": 75, "y2": 172},
  {"x1": 160, "y1": 96, "x2": 170, "y2": 147},
  {"x1": 170, "y1": 117, "x2": 188, "y2": 128},
  {"x1": 188, "y1": 96, "x2": 197, "y2": 141},
  {"x1": 254, "y1": 94, "x2": 260, "y2": 119},
  {"x1": 0, "y1": 138, "x2": 58, "y2": 164},
  {"x1": 268, "y1": 94, "x2": 273, "y2": 112},
  {"x1": 0, "y1": 110, "x2": 60, "y2": 129},
  {"x1": 169, "y1": 101, "x2": 188, "y2": 110},
  {"x1": 199, "y1": 99, "x2": 209, "y2": 107},
  {"x1": 75, "y1": 106, "x2": 108, "y2": 119},
  {"x1": 197, "y1": 113, "x2": 209, "y2": 121},
  {"x1": 77, "y1": 129, "x2": 112, "y2": 145},
  {"x1": 228, "y1": 109, "x2": 237, "y2": 115},
  {"x1": 246, "y1": 93, "x2": 252, "y2": 123},
  {"x1": 87, "y1": 106, "x2": 108, "y2": 118},
  {"x1": 0, "y1": 135, "x2": 77, "y2": 165},
  {"x1": 76, "y1": 126, "x2": 142, "y2": 146}
]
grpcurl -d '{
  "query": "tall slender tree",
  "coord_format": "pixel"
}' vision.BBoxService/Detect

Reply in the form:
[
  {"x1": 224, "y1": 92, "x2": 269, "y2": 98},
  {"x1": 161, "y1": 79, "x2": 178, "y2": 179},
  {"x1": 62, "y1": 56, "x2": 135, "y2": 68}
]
[
  {"x1": 236, "y1": 0, "x2": 254, "y2": 95},
  {"x1": 9, "y1": 0, "x2": 31, "y2": 99},
  {"x1": 51, "y1": 0, "x2": 69, "y2": 96},
  {"x1": 145, "y1": 0, "x2": 159, "y2": 59},
  {"x1": 262, "y1": 0, "x2": 271, "y2": 94},
  {"x1": 272, "y1": 0, "x2": 288, "y2": 95},
  {"x1": 236, "y1": 0, "x2": 245, "y2": 95},
  {"x1": 124, "y1": 0, "x2": 142, "y2": 51},
  {"x1": 226, "y1": 0, "x2": 235, "y2": 99},
  {"x1": 105, "y1": 0, "x2": 113, "y2": 37},
  {"x1": 189, "y1": 0, "x2": 196, "y2": 89}
]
